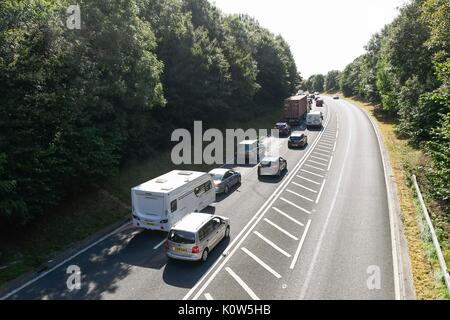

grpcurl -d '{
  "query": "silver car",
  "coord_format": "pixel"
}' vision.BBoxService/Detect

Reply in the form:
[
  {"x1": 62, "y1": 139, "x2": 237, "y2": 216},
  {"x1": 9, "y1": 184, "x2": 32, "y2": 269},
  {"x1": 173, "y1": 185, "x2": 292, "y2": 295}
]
[
  {"x1": 209, "y1": 168, "x2": 241, "y2": 194},
  {"x1": 165, "y1": 213, "x2": 230, "y2": 263}
]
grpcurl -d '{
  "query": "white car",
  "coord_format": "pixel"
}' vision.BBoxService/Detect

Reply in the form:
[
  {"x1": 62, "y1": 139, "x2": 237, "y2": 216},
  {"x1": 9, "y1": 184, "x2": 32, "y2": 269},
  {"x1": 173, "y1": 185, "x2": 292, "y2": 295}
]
[{"x1": 257, "y1": 156, "x2": 287, "y2": 178}]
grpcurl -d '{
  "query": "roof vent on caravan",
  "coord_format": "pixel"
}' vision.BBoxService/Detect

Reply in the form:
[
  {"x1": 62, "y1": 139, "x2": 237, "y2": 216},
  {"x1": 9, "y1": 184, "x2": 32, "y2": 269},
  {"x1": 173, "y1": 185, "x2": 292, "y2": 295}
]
[
  {"x1": 178, "y1": 171, "x2": 193, "y2": 176},
  {"x1": 155, "y1": 179, "x2": 167, "y2": 183}
]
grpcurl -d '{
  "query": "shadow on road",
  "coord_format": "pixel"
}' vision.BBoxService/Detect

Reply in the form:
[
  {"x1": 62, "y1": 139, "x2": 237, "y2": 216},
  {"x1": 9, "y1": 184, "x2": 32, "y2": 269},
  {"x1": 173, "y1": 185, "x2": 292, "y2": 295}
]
[
  {"x1": 257, "y1": 169, "x2": 288, "y2": 184},
  {"x1": 162, "y1": 237, "x2": 230, "y2": 289}
]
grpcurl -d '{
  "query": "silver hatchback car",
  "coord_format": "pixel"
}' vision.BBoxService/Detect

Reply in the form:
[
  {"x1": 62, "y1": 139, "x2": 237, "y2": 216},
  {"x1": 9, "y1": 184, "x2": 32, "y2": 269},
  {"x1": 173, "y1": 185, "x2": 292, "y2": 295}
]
[{"x1": 165, "y1": 213, "x2": 230, "y2": 263}]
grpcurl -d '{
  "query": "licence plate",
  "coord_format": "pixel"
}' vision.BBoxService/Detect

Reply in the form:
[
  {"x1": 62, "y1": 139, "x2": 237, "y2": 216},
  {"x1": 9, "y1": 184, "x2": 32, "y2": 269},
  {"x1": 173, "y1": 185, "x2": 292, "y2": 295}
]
[
  {"x1": 174, "y1": 247, "x2": 187, "y2": 253},
  {"x1": 145, "y1": 222, "x2": 156, "y2": 227}
]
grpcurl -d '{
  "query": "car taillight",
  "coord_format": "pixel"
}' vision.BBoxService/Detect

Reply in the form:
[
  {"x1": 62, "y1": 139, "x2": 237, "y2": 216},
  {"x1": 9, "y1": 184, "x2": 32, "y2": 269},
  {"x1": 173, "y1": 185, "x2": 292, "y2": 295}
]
[
  {"x1": 192, "y1": 246, "x2": 200, "y2": 254},
  {"x1": 160, "y1": 219, "x2": 168, "y2": 224}
]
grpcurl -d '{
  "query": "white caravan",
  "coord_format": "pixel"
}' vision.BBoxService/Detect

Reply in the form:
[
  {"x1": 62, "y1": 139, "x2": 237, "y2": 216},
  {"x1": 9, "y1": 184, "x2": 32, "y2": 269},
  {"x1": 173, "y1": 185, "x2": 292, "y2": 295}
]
[{"x1": 131, "y1": 170, "x2": 215, "y2": 232}]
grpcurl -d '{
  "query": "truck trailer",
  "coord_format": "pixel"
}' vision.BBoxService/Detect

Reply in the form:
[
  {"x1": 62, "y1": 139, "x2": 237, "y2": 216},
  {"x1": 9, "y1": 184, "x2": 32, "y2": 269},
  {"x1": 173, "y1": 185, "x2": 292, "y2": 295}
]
[{"x1": 282, "y1": 95, "x2": 308, "y2": 126}]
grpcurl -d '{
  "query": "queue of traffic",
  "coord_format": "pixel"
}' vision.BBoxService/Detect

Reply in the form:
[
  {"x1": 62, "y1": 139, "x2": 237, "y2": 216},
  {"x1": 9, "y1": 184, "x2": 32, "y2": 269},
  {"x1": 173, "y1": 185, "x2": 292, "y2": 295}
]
[{"x1": 131, "y1": 92, "x2": 324, "y2": 263}]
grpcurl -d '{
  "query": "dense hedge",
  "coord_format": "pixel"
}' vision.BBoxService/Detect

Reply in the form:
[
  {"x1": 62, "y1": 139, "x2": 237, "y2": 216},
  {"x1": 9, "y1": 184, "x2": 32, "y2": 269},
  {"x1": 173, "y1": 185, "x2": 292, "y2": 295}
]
[
  {"x1": 338, "y1": 0, "x2": 450, "y2": 208},
  {"x1": 0, "y1": 0, "x2": 300, "y2": 225}
]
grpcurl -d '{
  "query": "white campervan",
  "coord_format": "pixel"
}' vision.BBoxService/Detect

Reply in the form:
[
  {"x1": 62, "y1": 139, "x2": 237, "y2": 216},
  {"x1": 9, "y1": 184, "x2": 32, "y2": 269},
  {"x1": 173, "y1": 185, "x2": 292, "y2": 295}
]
[
  {"x1": 131, "y1": 170, "x2": 215, "y2": 232},
  {"x1": 237, "y1": 140, "x2": 266, "y2": 165},
  {"x1": 306, "y1": 111, "x2": 323, "y2": 129}
]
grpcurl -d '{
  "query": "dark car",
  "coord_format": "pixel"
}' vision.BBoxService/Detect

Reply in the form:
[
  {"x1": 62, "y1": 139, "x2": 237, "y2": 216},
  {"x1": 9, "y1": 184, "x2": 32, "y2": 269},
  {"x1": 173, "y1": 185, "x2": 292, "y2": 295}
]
[
  {"x1": 209, "y1": 168, "x2": 241, "y2": 194},
  {"x1": 274, "y1": 122, "x2": 291, "y2": 137},
  {"x1": 316, "y1": 98, "x2": 324, "y2": 107},
  {"x1": 288, "y1": 132, "x2": 308, "y2": 148},
  {"x1": 333, "y1": 95, "x2": 339, "y2": 99}
]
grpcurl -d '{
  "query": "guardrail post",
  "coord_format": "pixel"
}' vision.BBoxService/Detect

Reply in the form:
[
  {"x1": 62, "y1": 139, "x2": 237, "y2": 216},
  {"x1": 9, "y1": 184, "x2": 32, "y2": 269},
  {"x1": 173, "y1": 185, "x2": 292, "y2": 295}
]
[{"x1": 412, "y1": 174, "x2": 450, "y2": 295}]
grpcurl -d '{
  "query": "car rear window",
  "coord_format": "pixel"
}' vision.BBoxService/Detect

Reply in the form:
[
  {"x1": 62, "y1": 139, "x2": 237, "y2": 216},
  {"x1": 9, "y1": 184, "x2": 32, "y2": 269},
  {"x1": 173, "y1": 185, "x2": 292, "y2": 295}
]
[
  {"x1": 168, "y1": 230, "x2": 195, "y2": 244},
  {"x1": 261, "y1": 161, "x2": 272, "y2": 167}
]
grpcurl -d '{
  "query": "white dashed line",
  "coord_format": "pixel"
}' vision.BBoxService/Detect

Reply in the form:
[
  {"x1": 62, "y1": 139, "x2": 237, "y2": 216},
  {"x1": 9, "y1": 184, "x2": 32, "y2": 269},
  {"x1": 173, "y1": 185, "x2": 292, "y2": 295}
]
[
  {"x1": 327, "y1": 156, "x2": 334, "y2": 171},
  {"x1": 153, "y1": 239, "x2": 166, "y2": 250},
  {"x1": 310, "y1": 155, "x2": 329, "y2": 162},
  {"x1": 286, "y1": 189, "x2": 314, "y2": 202},
  {"x1": 313, "y1": 151, "x2": 331, "y2": 158},
  {"x1": 290, "y1": 219, "x2": 312, "y2": 270},
  {"x1": 204, "y1": 293, "x2": 214, "y2": 300},
  {"x1": 242, "y1": 248, "x2": 282, "y2": 279},
  {"x1": 301, "y1": 169, "x2": 325, "y2": 178},
  {"x1": 254, "y1": 231, "x2": 292, "y2": 257},
  {"x1": 305, "y1": 164, "x2": 326, "y2": 172},
  {"x1": 307, "y1": 159, "x2": 327, "y2": 167},
  {"x1": 296, "y1": 175, "x2": 321, "y2": 185},
  {"x1": 225, "y1": 267, "x2": 260, "y2": 300},
  {"x1": 316, "y1": 179, "x2": 326, "y2": 204},
  {"x1": 264, "y1": 218, "x2": 299, "y2": 240},
  {"x1": 291, "y1": 182, "x2": 317, "y2": 193},
  {"x1": 280, "y1": 197, "x2": 311, "y2": 214},
  {"x1": 272, "y1": 207, "x2": 305, "y2": 227}
]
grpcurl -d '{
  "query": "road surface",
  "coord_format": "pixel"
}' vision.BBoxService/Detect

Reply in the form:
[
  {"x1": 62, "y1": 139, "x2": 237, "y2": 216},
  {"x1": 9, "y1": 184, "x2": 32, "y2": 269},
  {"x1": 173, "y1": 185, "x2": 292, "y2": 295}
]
[{"x1": 2, "y1": 97, "x2": 396, "y2": 300}]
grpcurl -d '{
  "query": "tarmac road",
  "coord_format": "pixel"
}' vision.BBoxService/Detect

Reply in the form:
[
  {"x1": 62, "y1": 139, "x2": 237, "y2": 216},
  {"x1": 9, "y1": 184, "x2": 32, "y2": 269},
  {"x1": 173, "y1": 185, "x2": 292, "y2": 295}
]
[{"x1": 2, "y1": 97, "x2": 396, "y2": 300}]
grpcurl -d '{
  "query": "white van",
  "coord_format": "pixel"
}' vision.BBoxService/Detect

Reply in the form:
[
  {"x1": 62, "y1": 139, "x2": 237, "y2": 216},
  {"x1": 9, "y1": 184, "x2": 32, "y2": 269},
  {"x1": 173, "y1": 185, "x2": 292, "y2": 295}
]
[
  {"x1": 131, "y1": 170, "x2": 215, "y2": 232},
  {"x1": 237, "y1": 140, "x2": 265, "y2": 164},
  {"x1": 306, "y1": 111, "x2": 323, "y2": 129}
]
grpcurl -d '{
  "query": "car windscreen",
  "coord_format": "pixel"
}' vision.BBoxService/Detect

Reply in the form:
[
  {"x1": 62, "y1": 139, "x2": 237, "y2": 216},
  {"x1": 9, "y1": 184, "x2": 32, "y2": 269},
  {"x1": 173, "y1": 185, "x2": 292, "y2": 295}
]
[
  {"x1": 168, "y1": 230, "x2": 196, "y2": 244},
  {"x1": 210, "y1": 173, "x2": 224, "y2": 181},
  {"x1": 290, "y1": 136, "x2": 303, "y2": 142}
]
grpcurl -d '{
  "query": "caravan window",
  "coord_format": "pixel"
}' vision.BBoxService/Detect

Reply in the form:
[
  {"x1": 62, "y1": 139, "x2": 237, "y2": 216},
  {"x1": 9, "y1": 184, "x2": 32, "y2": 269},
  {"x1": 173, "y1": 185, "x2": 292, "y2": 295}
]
[
  {"x1": 194, "y1": 181, "x2": 212, "y2": 197},
  {"x1": 170, "y1": 199, "x2": 177, "y2": 213}
]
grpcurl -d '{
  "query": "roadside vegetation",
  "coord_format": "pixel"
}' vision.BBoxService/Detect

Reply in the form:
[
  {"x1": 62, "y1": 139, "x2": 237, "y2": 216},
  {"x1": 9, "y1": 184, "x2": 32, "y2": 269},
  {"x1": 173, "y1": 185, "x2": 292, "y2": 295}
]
[
  {"x1": 327, "y1": 0, "x2": 449, "y2": 300},
  {"x1": 0, "y1": 0, "x2": 298, "y2": 287}
]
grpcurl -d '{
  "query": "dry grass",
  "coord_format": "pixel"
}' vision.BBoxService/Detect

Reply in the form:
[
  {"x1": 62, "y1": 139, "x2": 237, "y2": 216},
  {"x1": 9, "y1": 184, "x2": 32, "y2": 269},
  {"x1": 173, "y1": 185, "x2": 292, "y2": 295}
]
[{"x1": 343, "y1": 96, "x2": 447, "y2": 300}]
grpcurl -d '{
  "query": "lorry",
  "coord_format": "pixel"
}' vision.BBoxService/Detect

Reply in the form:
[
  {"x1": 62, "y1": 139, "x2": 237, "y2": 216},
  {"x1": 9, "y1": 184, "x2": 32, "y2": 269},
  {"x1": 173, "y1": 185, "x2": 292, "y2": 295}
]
[{"x1": 282, "y1": 95, "x2": 308, "y2": 126}]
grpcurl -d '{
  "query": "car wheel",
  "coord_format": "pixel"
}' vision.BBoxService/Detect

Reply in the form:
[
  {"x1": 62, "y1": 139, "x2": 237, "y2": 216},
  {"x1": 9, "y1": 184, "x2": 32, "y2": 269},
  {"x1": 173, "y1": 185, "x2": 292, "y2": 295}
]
[
  {"x1": 238, "y1": 177, "x2": 241, "y2": 185},
  {"x1": 225, "y1": 226, "x2": 230, "y2": 239},
  {"x1": 224, "y1": 185, "x2": 229, "y2": 194},
  {"x1": 201, "y1": 249, "x2": 209, "y2": 263},
  {"x1": 277, "y1": 169, "x2": 281, "y2": 177}
]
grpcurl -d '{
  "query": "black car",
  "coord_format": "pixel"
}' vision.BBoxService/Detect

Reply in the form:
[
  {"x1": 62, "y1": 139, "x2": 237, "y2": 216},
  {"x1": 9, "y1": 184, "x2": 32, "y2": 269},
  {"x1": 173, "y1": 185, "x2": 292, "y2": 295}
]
[
  {"x1": 288, "y1": 132, "x2": 308, "y2": 148},
  {"x1": 333, "y1": 95, "x2": 339, "y2": 99},
  {"x1": 274, "y1": 122, "x2": 291, "y2": 137}
]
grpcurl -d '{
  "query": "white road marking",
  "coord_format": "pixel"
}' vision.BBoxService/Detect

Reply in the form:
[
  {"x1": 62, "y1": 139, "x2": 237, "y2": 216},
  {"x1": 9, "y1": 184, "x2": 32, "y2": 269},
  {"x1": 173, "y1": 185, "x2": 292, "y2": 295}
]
[
  {"x1": 313, "y1": 151, "x2": 331, "y2": 158},
  {"x1": 280, "y1": 197, "x2": 311, "y2": 214},
  {"x1": 204, "y1": 293, "x2": 213, "y2": 300},
  {"x1": 319, "y1": 141, "x2": 334, "y2": 147},
  {"x1": 264, "y1": 218, "x2": 299, "y2": 240},
  {"x1": 290, "y1": 219, "x2": 312, "y2": 270},
  {"x1": 254, "y1": 231, "x2": 292, "y2": 257},
  {"x1": 0, "y1": 220, "x2": 132, "y2": 300},
  {"x1": 327, "y1": 156, "x2": 334, "y2": 171},
  {"x1": 310, "y1": 155, "x2": 329, "y2": 162},
  {"x1": 316, "y1": 145, "x2": 332, "y2": 151},
  {"x1": 301, "y1": 169, "x2": 324, "y2": 178},
  {"x1": 242, "y1": 248, "x2": 282, "y2": 279},
  {"x1": 320, "y1": 137, "x2": 335, "y2": 143},
  {"x1": 307, "y1": 159, "x2": 327, "y2": 167},
  {"x1": 286, "y1": 189, "x2": 314, "y2": 202},
  {"x1": 153, "y1": 239, "x2": 166, "y2": 250},
  {"x1": 299, "y1": 119, "x2": 352, "y2": 299},
  {"x1": 272, "y1": 207, "x2": 305, "y2": 227},
  {"x1": 185, "y1": 109, "x2": 332, "y2": 301},
  {"x1": 296, "y1": 175, "x2": 321, "y2": 185},
  {"x1": 305, "y1": 164, "x2": 326, "y2": 172},
  {"x1": 291, "y1": 182, "x2": 317, "y2": 193},
  {"x1": 333, "y1": 141, "x2": 337, "y2": 152},
  {"x1": 315, "y1": 179, "x2": 326, "y2": 204},
  {"x1": 225, "y1": 267, "x2": 260, "y2": 300}
]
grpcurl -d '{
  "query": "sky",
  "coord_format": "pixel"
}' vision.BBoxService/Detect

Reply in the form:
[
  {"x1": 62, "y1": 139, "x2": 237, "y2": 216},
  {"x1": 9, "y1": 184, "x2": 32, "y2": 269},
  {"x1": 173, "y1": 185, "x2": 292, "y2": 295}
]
[{"x1": 210, "y1": 0, "x2": 408, "y2": 78}]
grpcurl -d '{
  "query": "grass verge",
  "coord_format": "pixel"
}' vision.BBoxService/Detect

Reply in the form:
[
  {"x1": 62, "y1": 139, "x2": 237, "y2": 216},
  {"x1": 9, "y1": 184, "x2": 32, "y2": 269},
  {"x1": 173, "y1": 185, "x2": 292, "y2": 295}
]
[
  {"x1": 343, "y1": 95, "x2": 449, "y2": 300},
  {"x1": 0, "y1": 110, "x2": 280, "y2": 290}
]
